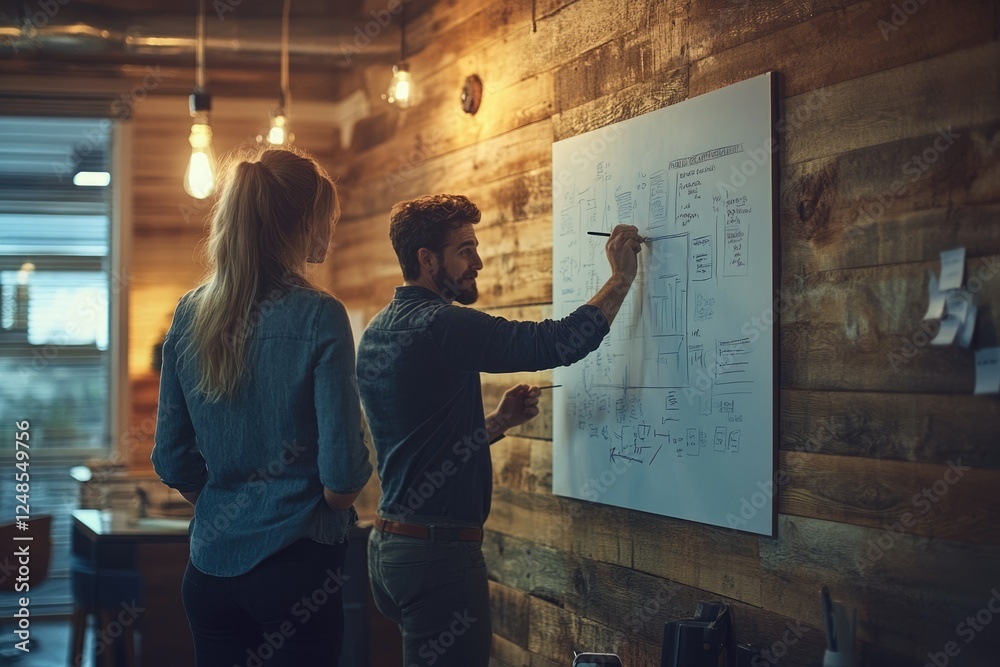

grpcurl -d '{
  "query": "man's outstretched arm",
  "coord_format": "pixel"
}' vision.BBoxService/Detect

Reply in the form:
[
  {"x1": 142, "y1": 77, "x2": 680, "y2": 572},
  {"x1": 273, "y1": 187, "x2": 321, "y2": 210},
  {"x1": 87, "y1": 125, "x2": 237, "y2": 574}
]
[{"x1": 429, "y1": 224, "x2": 646, "y2": 374}]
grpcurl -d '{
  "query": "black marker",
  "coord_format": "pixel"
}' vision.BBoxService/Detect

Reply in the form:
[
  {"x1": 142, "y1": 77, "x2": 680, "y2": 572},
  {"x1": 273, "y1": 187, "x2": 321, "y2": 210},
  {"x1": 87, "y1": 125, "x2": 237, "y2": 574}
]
[{"x1": 587, "y1": 231, "x2": 655, "y2": 241}]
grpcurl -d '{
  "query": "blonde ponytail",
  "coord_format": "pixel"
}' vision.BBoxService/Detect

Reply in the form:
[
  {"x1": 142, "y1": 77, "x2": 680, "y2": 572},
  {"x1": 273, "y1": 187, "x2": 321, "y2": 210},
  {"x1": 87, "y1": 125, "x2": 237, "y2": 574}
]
[{"x1": 181, "y1": 147, "x2": 339, "y2": 402}]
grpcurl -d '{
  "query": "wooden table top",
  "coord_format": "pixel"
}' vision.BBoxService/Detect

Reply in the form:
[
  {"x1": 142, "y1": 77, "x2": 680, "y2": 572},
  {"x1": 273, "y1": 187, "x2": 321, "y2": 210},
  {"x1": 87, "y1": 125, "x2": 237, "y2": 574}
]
[{"x1": 72, "y1": 509, "x2": 191, "y2": 544}]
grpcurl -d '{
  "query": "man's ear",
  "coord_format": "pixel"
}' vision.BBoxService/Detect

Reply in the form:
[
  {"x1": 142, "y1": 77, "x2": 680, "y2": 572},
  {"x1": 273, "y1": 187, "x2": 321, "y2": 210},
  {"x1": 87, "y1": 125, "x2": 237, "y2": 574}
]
[{"x1": 417, "y1": 247, "x2": 438, "y2": 276}]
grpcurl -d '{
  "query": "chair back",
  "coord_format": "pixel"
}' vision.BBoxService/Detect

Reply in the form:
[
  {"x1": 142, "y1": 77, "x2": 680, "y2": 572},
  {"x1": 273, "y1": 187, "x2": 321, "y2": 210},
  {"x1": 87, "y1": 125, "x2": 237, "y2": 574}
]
[{"x1": 0, "y1": 514, "x2": 53, "y2": 592}]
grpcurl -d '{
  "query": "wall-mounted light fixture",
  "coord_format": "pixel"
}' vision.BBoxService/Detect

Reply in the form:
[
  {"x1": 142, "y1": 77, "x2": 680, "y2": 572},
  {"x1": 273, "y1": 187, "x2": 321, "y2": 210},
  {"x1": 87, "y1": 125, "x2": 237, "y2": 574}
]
[
  {"x1": 183, "y1": 0, "x2": 216, "y2": 199},
  {"x1": 461, "y1": 74, "x2": 483, "y2": 114}
]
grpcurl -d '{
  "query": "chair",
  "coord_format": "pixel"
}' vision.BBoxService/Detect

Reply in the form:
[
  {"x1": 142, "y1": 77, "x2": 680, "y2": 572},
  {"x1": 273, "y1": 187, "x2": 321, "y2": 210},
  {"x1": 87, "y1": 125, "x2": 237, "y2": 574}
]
[
  {"x1": 0, "y1": 515, "x2": 53, "y2": 664},
  {"x1": 68, "y1": 557, "x2": 142, "y2": 667}
]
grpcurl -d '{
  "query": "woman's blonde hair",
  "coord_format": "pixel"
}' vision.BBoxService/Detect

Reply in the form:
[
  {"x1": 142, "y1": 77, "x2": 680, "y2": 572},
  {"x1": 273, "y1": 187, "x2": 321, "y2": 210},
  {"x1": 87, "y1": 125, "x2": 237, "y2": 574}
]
[{"x1": 182, "y1": 146, "x2": 339, "y2": 402}]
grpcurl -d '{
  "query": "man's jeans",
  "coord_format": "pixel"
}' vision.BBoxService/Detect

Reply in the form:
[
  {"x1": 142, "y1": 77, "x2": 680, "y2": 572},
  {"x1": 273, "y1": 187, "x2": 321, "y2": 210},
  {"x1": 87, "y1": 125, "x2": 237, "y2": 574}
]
[{"x1": 368, "y1": 527, "x2": 492, "y2": 666}]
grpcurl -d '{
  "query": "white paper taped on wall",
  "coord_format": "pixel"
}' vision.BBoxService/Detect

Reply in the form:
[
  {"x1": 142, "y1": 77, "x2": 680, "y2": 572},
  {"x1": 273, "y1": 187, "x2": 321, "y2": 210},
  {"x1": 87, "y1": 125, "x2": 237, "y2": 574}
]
[
  {"x1": 926, "y1": 248, "x2": 978, "y2": 350},
  {"x1": 551, "y1": 73, "x2": 776, "y2": 536}
]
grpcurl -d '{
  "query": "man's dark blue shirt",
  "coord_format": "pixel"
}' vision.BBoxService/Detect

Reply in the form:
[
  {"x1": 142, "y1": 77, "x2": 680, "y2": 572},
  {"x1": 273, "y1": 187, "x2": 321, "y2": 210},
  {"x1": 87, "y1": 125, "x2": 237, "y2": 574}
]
[{"x1": 356, "y1": 285, "x2": 610, "y2": 526}]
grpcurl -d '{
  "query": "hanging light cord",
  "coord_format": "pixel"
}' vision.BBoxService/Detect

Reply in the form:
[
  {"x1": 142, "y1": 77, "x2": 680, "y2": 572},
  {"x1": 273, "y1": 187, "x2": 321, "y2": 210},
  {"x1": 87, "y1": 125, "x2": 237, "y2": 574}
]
[
  {"x1": 196, "y1": 0, "x2": 206, "y2": 90},
  {"x1": 400, "y1": 2, "x2": 406, "y2": 61},
  {"x1": 280, "y1": 0, "x2": 291, "y2": 111}
]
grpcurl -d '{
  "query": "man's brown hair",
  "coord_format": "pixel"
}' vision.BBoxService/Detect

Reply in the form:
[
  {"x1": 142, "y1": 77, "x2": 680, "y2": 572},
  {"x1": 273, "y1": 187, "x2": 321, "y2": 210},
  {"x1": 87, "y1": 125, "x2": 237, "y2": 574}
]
[{"x1": 388, "y1": 194, "x2": 482, "y2": 281}]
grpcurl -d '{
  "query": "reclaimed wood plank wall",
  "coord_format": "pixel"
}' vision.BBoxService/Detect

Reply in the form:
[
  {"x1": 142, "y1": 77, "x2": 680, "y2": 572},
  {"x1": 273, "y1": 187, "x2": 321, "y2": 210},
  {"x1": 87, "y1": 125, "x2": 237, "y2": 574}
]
[{"x1": 328, "y1": 0, "x2": 1000, "y2": 664}]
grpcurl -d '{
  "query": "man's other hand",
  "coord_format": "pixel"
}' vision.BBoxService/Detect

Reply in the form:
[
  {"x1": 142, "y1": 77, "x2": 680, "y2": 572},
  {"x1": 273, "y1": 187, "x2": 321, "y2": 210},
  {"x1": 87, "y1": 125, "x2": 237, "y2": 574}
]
[{"x1": 493, "y1": 384, "x2": 542, "y2": 431}]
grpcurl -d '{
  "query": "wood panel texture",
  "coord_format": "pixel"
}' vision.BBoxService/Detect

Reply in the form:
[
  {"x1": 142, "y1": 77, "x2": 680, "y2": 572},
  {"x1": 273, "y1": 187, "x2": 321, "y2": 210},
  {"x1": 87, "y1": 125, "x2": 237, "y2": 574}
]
[{"x1": 295, "y1": 0, "x2": 1000, "y2": 664}]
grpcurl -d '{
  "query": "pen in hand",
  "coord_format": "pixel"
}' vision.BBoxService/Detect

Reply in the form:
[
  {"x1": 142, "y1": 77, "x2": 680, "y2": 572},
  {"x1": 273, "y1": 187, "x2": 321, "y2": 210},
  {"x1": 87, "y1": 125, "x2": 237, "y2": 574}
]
[{"x1": 588, "y1": 231, "x2": 653, "y2": 242}]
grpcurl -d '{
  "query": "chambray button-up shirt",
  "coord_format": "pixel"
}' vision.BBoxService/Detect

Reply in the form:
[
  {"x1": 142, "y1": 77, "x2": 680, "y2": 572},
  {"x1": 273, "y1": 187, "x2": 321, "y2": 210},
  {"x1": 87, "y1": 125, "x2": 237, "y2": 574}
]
[
  {"x1": 357, "y1": 286, "x2": 609, "y2": 527},
  {"x1": 152, "y1": 284, "x2": 372, "y2": 576}
]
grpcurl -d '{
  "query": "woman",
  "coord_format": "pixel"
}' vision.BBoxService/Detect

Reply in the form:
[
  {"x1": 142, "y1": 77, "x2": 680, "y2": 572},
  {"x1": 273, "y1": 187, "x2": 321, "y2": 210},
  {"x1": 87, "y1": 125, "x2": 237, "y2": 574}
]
[{"x1": 151, "y1": 147, "x2": 372, "y2": 666}]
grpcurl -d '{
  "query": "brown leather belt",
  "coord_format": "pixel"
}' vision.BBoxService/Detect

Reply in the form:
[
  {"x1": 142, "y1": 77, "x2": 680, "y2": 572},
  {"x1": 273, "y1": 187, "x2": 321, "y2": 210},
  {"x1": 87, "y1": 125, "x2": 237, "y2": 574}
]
[{"x1": 374, "y1": 517, "x2": 483, "y2": 542}]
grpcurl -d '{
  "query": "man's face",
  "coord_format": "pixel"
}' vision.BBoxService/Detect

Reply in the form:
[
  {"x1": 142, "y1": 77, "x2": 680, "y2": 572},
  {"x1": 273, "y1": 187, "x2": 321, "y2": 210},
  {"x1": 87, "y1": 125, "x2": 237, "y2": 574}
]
[{"x1": 432, "y1": 223, "x2": 483, "y2": 304}]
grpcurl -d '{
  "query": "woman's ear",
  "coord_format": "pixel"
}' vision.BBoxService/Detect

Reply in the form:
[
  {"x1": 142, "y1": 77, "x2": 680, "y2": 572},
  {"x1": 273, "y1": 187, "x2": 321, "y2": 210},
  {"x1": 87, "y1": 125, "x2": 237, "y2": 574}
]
[
  {"x1": 305, "y1": 243, "x2": 325, "y2": 263},
  {"x1": 305, "y1": 217, "x2": 332, "y2": 263},
  {"x1": 305, "y1": 227, "x2": 328, "y2": 263}
]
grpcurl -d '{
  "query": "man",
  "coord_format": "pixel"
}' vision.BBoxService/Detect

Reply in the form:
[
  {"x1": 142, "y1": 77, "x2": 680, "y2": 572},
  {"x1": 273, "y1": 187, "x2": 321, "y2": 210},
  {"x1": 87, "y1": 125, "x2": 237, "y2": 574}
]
[{"x1": 356, "y1": 194, "x2": 642, "y2": 665}]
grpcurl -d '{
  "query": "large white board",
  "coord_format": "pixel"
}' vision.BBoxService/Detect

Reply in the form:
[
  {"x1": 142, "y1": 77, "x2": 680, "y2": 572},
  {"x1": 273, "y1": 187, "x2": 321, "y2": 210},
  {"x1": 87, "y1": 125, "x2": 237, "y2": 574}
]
[{"x1": 551, "y1": 73, "x2": 776, "y2": 536}]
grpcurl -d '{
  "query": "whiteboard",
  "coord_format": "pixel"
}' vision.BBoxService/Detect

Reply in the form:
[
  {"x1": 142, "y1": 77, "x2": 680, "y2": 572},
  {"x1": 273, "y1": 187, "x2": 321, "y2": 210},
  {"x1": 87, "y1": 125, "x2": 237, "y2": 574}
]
[{"x1": 551, "y1": 73, "x2": 776, "y2": 536}]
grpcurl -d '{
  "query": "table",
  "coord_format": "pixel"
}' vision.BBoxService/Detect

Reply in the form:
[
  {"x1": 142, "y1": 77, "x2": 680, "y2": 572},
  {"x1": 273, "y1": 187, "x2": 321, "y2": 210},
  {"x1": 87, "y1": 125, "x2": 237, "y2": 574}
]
[
  {"x1": 71, "y1": 509, "x2": 194, "y2": 666},
  {"x1": 72, "y1": 509, "x2": 401, "y2": 666}
]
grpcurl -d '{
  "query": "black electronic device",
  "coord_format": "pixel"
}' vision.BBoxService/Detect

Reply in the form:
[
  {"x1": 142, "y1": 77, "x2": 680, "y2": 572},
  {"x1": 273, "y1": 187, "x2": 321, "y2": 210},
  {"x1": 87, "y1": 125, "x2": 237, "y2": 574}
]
[
  {"x1": 660, "y1": 600, "x2": 738, "y2": 667},
  {"x1": 573, "y1": 653, "x2": 623, "y2": 667}
]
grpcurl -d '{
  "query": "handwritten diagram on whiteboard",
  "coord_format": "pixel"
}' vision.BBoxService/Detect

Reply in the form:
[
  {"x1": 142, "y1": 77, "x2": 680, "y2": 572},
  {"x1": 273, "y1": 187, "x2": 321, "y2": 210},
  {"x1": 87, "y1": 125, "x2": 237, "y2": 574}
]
[{"x1": 551, "y1": 73, "x2": 776, "y2": 536}]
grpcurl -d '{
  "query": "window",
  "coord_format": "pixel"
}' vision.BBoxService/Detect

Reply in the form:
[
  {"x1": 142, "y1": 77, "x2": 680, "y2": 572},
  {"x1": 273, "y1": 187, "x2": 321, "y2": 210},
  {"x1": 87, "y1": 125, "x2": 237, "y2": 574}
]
[
  {"x1": 0, "y1": 115, "x2": 123, "y2": 617},
  {"x1": 0, "y1": 117, "x2": 114, "y2": 455}
]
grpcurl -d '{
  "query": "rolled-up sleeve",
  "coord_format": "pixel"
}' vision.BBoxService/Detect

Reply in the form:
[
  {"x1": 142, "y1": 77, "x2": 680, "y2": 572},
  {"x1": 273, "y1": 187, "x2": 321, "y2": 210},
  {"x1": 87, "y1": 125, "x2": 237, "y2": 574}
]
[
  {"x1": 314, "y1": 297, "x2": 373, "y2": 494},
  {"x1": 429, "y1": 304, "x2": 610, "y2": 373},
  {"x1": 151, "y1": 307, "x2": 208, "y2": 493}
]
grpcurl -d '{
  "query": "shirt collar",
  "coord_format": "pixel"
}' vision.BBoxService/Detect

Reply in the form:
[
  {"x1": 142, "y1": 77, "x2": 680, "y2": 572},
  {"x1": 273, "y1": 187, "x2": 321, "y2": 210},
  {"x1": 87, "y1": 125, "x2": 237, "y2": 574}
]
[{"x1": 394, "y1": 285, "x2": 450, "y2": 304}]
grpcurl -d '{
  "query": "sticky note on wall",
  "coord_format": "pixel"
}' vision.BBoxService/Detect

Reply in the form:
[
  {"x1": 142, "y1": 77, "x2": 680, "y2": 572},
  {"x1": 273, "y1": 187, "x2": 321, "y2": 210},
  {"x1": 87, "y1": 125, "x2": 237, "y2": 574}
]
[
  {"x1": 923, "y1": 271, "x2": 945, "y2": 320},
  {"x1": 974, "y1": 347, "x2": 1000, "y2": 395},
  {"x1": 939, "y1": 247, "x2": 966, "y2": 291}
]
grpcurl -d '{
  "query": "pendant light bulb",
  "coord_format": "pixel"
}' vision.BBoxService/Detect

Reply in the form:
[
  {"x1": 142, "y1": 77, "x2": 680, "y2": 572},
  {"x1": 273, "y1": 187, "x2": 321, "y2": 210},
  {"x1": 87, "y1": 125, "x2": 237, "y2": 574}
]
[
  {"x1": 265, "y1": 0, "x2": 295, "y2": 146},
  {"x1": 184, "y1": 110, "x2": 216, "y2": 200},
  {"x1": 386, "y1": 63, "x2": 412, "y2": 108},
  {"x1": 267, "y1": 110, "x2": 289, "y2": 146},
  {"x1": 185, "y1": 0, "x2": 214, "y2": 200}
]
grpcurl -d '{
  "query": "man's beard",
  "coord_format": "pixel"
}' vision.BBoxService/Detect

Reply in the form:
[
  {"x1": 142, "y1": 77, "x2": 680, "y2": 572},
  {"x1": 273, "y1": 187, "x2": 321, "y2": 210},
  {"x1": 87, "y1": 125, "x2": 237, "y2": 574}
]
[{"x1": 435, "y1": 263, "x2": 478, "y2": 305}]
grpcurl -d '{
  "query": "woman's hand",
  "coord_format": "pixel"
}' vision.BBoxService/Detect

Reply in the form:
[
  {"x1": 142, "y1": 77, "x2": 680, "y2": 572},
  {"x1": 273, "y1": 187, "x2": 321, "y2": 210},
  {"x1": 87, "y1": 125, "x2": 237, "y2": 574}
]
[
  {"x1": 324, "y1": 487, "x2": 362, "y2": 510},
  {"x1": 180, "y1": 489, "x2": 201, "y2": 506}
]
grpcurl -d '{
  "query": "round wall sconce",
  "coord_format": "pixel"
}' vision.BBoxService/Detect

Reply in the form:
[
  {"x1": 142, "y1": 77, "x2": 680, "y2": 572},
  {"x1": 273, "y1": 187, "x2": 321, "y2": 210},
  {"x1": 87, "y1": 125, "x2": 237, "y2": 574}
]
[{"x1": 461, "y1": 74, "x2": 483, "y2": 115}]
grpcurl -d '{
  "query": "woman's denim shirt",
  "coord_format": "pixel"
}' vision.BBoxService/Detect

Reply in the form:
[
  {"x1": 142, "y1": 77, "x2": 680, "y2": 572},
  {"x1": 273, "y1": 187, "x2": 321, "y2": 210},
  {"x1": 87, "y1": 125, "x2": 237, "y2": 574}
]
[{"x1": 151, "y1": 284, "x2": 372, "y2": 576}]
